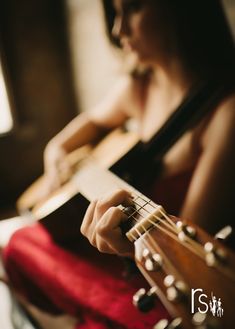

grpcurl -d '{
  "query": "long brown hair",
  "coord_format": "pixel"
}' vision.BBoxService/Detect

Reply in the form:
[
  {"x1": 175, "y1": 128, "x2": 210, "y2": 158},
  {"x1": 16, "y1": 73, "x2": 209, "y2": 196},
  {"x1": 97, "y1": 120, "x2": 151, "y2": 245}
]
[{"x1": 101, "y1": 0, "x2": 235, "y2": 81}]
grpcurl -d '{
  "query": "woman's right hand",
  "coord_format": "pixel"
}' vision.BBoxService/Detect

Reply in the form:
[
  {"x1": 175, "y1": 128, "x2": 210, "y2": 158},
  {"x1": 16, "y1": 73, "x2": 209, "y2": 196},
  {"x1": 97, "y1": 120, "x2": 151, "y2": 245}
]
[{"x1": 43, "y1": 139, "x2": 71, "y2": 192}]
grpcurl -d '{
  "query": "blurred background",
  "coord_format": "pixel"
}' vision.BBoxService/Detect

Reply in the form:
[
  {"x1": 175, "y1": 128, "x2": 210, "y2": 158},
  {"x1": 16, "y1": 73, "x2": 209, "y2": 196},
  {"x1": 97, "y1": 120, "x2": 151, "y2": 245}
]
[
  {"x1": 0, "y1": 0, "x2": 122, "y2": 217},
  {"x1": 0, "y1": 1, "x2": 235, "y2": 328}
]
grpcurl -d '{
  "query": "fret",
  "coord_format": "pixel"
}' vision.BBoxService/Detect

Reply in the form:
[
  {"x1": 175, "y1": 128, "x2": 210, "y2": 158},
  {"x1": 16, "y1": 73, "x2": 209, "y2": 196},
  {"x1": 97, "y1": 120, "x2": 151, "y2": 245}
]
[
  {"x1": 133, "y1": 195, "x2": 149, "y2": 207},
  {"x1": 132, "y1": 194, "x2": 160, "y2": 218}
]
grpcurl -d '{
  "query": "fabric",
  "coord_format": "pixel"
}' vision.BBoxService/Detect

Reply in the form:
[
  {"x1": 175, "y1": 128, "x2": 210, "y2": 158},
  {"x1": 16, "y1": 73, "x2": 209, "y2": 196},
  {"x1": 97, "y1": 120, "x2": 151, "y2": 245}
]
[{"x1": 3, "y1": 224, "x2": 169, "y2": 329}]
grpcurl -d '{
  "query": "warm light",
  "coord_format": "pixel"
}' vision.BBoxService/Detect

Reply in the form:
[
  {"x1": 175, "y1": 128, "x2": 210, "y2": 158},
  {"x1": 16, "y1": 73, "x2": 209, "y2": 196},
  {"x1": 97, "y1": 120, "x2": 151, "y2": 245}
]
[{"x1": 0, "y1": 58, "x2": 13, "y2": 134}]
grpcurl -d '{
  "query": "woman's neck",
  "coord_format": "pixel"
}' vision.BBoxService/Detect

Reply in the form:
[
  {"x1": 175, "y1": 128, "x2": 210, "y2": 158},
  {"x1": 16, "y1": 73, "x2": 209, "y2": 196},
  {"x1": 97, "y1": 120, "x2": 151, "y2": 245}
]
[{"x1": 151, "y1": 58, "x2": 196, "y2": 97}]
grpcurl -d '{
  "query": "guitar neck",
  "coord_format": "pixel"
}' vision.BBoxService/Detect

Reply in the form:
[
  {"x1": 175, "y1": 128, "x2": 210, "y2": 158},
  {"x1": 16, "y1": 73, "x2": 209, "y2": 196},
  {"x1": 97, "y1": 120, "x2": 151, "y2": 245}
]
[
  {"x1": 73, "y1": 159, "x2": 135, "y2": 202},
  {"x1": 73, "y1": 159, "x2": 167, "y2": 240},
  {"x1": 75, "y1": 158, "x2": 163, "y2": 206}
]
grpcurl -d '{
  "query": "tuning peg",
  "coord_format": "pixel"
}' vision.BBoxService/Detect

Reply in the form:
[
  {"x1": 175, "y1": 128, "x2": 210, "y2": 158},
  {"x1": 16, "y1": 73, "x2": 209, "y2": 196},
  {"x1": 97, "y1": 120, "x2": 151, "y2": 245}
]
[
  {"x1": 153, "y1": 317, "x2": 183, "y2": 329},
  {"x1": 215, "y1": 226, "x2": 235, "y2": 250},
  {"x1": 133, "y1": 287, "x2": 157, "y2": 312},
  {"x1": 163, "y1": 275, "x2": 188, "y2": 302},
  {"x1": 215, "y1": 225, "x2": 232, "y2": 242},
  {"x1": 142, "y1": 248, "x2": 163, "y2": 271},
  {"x1": 176, "y1": 221, "x2": 197, "y2": 241},
  {"x1": 192, "y1": 312, "x2": 220, "y2": 328},
  {"x1": 204, "y1": 242, "x2": 227, "y2": 266}
]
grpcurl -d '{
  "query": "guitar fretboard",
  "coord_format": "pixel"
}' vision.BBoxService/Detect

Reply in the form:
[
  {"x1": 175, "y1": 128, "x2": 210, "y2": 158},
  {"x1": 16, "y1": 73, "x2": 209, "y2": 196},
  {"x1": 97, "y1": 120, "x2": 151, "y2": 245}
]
[{"x1": 73, "y1": 159, "x2": 166, "y2": 241}]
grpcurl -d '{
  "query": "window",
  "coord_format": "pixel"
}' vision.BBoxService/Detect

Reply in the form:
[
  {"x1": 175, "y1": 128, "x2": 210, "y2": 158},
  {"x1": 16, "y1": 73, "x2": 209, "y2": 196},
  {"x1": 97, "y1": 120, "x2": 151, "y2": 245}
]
[{"x1": 0, "y1": 56, "x2": 13, "y2": 134}]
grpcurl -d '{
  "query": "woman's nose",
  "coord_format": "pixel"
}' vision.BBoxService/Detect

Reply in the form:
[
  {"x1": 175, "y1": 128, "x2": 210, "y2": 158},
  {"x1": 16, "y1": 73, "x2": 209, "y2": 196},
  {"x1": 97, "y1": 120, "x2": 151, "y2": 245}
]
[{"x1": 112, "y1": 15, "x2": 130, "y2": 39}]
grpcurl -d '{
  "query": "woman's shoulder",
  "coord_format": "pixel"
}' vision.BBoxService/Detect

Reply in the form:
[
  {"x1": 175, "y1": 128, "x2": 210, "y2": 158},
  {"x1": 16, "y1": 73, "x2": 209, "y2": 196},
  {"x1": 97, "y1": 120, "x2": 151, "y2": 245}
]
[{"x1": 201, "y1": 92, "x2": 235, "y2": 149}]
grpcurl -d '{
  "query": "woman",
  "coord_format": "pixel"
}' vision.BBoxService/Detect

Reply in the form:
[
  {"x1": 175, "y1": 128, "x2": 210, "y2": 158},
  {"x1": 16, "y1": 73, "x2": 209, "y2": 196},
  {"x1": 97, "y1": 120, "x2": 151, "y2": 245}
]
[
  {"x1": 4, "y1": 0, "x2": 235, "y2": 328},
  {"x1": 80, "y1": 0, "x2": 235, "y2": 256}
]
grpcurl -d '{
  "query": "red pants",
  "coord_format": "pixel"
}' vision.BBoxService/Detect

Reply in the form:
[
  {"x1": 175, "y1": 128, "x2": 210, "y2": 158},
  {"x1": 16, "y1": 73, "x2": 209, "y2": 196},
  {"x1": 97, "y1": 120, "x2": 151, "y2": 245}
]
[{"x1": 3, "y1": 223, "x2": 168, "y2": 329}]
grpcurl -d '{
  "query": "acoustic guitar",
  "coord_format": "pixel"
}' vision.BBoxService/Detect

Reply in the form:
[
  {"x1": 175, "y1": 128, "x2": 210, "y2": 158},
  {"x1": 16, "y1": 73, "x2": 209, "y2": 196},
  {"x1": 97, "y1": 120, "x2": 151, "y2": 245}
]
[{"x1": 17, "y1": 127, "x2": 235, "y2": 329}]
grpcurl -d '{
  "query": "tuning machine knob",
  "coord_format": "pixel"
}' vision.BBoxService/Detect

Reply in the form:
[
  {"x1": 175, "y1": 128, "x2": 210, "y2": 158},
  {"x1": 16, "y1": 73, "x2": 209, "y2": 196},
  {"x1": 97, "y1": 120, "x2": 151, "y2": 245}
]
[
  {"x1": 204, "y1": 242, "x2": 227, "y2": 266},
  {"x1": 153, "y1": 317, "x2": 183, "y2": 329},
  {"x1": 142, "y1": 248, "x2": 163, "y2": 272},
  {"x1": 176, "y1": 221, "x2": 197, "y2": 241},
  {"x1": 163, "y1": 275, "x2": 188, "y2": 302},
  {"x1": 133, "y1": 287, "x2": 157, "y2": 312},
  {"x1": 214, "y1": 225, "x2": 232, "y2": 242},
  {"x1": 192, "y1": 312, "x2": 220, "y2": 328}
]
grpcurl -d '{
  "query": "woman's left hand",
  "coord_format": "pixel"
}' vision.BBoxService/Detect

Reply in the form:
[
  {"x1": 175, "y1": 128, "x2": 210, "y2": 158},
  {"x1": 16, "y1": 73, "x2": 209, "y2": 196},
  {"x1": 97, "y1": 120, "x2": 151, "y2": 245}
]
[{"x1": 81, "y1": 189, "x2": 135, "y2": 257}]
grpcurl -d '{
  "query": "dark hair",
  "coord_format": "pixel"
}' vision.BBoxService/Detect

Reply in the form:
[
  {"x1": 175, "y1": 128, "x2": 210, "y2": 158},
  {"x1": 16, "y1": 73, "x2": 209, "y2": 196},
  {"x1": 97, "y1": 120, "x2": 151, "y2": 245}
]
[
  {"x1": 167, "y1": 0, "x2": 235, "y2": 80},
  {"x1": 101, "y1": 0, "x2": 235, "y2": 81},
  {"x1": 102, "y1": 0, "x2": 120, "y2": 48}
]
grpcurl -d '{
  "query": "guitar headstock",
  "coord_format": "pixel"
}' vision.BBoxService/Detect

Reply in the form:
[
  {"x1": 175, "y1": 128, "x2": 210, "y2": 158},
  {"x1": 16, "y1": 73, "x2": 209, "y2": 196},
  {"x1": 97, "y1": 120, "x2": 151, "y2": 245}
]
[{"x1": 129, "y1": 212, "x2": 235, "y2": 329}]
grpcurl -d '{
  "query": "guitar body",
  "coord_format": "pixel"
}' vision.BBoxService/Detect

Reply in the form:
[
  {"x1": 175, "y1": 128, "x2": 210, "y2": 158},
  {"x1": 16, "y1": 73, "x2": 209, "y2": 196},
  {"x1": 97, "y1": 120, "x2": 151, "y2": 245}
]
[{"x1": 17, "y1": 128, "x2": 141, "y2": 241}]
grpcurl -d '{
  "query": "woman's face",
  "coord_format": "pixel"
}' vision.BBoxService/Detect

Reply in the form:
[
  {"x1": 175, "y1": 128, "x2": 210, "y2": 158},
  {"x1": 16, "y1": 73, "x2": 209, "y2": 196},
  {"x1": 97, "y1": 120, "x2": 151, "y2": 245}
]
[{"x1": 112, "y1": 0, "x2": 173, "y2": 65}]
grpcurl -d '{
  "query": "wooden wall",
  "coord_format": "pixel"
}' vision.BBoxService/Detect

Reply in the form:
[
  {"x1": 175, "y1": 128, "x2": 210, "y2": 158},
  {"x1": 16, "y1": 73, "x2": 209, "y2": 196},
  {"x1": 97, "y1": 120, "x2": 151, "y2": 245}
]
[{"x1": 0, "y1": 0, "x2": 78, "y2": 208}]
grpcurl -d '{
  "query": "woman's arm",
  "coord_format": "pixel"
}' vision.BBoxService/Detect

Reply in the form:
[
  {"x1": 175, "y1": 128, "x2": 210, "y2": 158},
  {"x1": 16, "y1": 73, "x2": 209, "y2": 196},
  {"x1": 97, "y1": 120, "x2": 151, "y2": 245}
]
[
  {"x1": 46, "y1": 76, "x2": 135, "y2": 155},
  {"x1": 180, "y1": 96, "x2": 235, "y2": 233},
  {"x1": 44, "y1": 75, "x2": 137, "y2": 187}
]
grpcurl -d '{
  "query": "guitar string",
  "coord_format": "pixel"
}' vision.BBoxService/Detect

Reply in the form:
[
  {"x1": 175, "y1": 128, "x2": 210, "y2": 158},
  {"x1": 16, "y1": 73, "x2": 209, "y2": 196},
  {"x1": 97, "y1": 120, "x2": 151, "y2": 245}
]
[
  {"x1": 145, "y1": 217, "x2": 235, "y2": 281},
  {"x1": 126, "y1": 195, "x2": 206, "y2": 257},
  {"x1": 126, "y1": 198, "x2": 235, "y2": 281},
  {"x1": 114, "y1": 179, "x2": 213, "y2": 259},
  {"x1": 139, "y1": 231, "x2": 189, "y2": 288},
  {"x1": 120, "y1": 199, "x2": 235, "y2": 287},
  {"x1": 129, "y1": 196, "x2": 178, "y2": 233},
  {"x1": 126, "y1": 195, "x2": 205, "y2": 258},
  {"x1": 145, "y1": 218, "x2": 205, "y2": 259},
  {"x1": 121, "y1": 192, "x2": 235, "y2": 293},
  {"x1": 124, "y1": 203, "x2": 177, "y2": 235},
  {"x1": 122, "y1": 205, "x2": 192, "y2": 286},
  {"x1": 144, "y1": 215, "x2": 206, "y2": 259},
  {"x1": 120, "y1": 198, "x2": 203, "y2": 263}
]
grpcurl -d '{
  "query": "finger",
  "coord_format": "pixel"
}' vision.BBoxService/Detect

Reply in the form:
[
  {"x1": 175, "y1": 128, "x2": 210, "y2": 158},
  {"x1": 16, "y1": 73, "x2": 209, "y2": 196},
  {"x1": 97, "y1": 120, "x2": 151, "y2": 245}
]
[
  {"x1": 97, "y1": 206, "x2": 126, "y2": 230},
  {"x1": 105, "y1": 230, "x2": 134, "y2": 256},
  {"x1": 80, "y1": 200, "x2": 98, "y2": 236},
  {"x1": 44, "y1": 170, "x2": 61, "y2": 192},
  {"x1": 57, "y1": 159, "x2": 73, "y2": 183},
  {"x1": 96, "y1": 207, "x2": 134, "y2": 256},
  {"x1": 95, "y1": 189, "x2": 132, "y2": 218},
  {"x1": 90, "y1": 235, "x2": 117, "y2": 255}
]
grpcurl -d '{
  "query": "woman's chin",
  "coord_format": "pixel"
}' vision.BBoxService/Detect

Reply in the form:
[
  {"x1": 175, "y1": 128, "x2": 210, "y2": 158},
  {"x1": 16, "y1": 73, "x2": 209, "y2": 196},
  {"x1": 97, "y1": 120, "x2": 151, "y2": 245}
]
[{"x1": 123, "y1": 49, "x2": 152, "y2": 70}]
